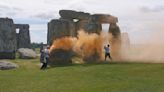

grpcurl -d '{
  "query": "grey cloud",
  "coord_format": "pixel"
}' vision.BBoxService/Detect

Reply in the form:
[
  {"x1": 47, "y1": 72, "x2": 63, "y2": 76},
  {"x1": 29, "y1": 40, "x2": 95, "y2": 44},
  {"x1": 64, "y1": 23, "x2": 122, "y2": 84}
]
[
  {"x1": 31, "y1": 11, "x2": 59, "y2": 20},
  {"x1": 12, "y1": 7, "x2": 22, "y2": 11},
  {"x1": 0, "y1": 4, "x2": 22, "y2": 17},
  {"x1": 43, "y1": 0, "x2": 68, "y2": 4},
  {"x1": 140, "y1": 5, "x2": 164, "y2": 13},
  {"x1": 0, "y1": 5, "x2": 10, "y2": 10}
]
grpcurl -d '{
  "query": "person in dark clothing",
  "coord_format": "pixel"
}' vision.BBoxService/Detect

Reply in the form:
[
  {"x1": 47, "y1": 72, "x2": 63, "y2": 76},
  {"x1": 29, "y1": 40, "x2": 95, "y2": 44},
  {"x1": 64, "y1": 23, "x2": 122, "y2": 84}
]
[
  {"x1": 40, "y1": 43, "x2": 46, "y2": 70},
  {"x1": 40, "y1": 42, "x2": 44, "y2": 53},
  {"x1": 40, "y1": 50, "x2": 45, "y2": 70},
  {"x1": 40, "y1": 46, "x2": 50, "y2": 70},
  {"x1": 104, "y1": 44, "x2": 112, "y2": 61}
]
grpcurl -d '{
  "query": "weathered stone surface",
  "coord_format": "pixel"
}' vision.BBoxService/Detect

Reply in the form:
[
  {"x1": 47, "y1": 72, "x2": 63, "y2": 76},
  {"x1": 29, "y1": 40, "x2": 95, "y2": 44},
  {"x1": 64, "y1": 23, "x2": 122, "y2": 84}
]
[
  {"x1": 59, "y1": 10, "x2": 90, "y2": 20},
  {"x1": 0, "y1": 18, "x2": 16, "y2": 59},
  {"x1": 76, "y1": 20, "x2": 102, "y2": 34},
  {"x1": 47, "y1": 19, "x2": 76, "y2": 45},
  {"x1": 17, "y1": 48, "x2": 37, "y2": 59},
  {"x1": 91, "y1": 14, "x2": 118, "y2": 24},
  {"x1": 49, "y1": 49, "x2": 73, "y2": 66},
  {"x1": 109, "y1": 23, "x2": 121, "y2": 60},
  {"x1": 83, "y1": 23, "x2": 102, "y2": 34},
  {"x1": 76, "y1": 20, "x2": 89, "y2": 29},
  {"x1": 0, "y1": 61, "x2": 18, "y2": 70},
  {"x1": 0, "y1": 51, "x2": 16, "y2": 59},
  {"x1": 109, "y1": 23, "x2": 121, "y2": 38},
  {"x1": 15, "y1": 24, "x2": 31, "y2": 49}
]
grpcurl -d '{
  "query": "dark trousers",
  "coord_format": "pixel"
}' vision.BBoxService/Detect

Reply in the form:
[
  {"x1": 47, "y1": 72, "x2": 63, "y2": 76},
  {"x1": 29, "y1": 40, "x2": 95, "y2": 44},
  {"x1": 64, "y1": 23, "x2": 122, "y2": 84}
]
[
  {"x1": 40, "y1": 62, "x2": 47, "y2": 69},
  {"x1": 105, "y1": 53, "x2": 112, "y2": 60},
  {"x1": 40, "y1": 57, "x2": 48, "y2": 69}
]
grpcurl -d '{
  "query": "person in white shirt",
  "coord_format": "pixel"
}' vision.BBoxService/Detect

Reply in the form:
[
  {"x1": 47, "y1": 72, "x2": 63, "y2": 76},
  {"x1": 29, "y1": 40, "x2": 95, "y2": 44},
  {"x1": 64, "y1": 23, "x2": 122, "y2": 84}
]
[{"x1": 104, "y1": 44, "x2": 112, "y2": 61}]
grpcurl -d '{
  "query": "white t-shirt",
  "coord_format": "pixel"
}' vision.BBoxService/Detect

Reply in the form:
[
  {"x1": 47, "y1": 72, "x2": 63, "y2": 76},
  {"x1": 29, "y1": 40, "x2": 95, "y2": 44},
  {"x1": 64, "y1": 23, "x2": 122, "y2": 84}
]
[
  {"x1": 44, "y1": 49, "x2": 49, "y2": 58},
  {"x1": 104, "y1": 47, "x2": 110, "y2": 53}
]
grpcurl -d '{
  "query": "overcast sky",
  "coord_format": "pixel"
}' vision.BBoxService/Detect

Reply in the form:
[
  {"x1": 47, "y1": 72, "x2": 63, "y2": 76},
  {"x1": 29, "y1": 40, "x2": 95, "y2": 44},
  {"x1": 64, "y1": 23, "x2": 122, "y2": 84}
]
[{"x1": 0, "y1": 0, "x2": 164, "y2": 44}]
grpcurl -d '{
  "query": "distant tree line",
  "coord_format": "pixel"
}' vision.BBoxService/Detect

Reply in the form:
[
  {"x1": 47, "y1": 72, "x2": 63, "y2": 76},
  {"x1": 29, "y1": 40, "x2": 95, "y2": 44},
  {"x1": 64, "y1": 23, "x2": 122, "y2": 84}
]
[{"x1": 31, "y1": 42, "x2": 46, "y2": 49}]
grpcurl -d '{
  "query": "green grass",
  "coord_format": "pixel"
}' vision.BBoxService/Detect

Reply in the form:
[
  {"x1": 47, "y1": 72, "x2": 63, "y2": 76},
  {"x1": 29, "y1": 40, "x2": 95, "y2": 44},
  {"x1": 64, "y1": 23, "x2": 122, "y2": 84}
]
[{"x1": 0, "y1": 58, "x2": 164, "y2": 92}]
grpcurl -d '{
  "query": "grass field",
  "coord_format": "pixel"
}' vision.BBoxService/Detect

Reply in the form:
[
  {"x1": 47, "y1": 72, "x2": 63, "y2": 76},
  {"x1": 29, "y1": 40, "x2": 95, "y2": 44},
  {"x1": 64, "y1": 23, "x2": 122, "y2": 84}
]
[{"x1": 0, "y1": 58, "x2": 164, "y2": 92}]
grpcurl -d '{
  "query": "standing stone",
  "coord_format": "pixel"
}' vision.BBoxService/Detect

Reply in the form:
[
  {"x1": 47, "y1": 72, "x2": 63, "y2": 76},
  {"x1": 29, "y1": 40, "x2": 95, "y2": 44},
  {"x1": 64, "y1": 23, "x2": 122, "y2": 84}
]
[
  {"x1": 0, "y1": 18, "x2": 16, "y2": 59},
  {"x1": 49, "y1": 49, "x2": 73, "y2": 66},
  {"x1": 47, "y1": 22, "x2": 50, "y2": 45},
  {"x1": 83, "y1": 23, "x2": 102, "y2": 34},
  {"x1": 15, "y1": 24, "x2": 31, "y2": 49},
  {"x1": 76, "y1": 20, "x2": 102, "y2": 34},
  {"x1": 47, "y1": 19, "x2": 76, "y2": 65},
  {"x1": 76, "y1": 20, "x2": 89, "y2": 30},
  {"x1": 47, "y1": 19, "x2": 75, "y2": 45},
  {"x1": 109, "y1": 23, "x2": 121, "y2": 38},
  {"x1": 109, "y1": 23, "x2": 121, "y2": 60}
]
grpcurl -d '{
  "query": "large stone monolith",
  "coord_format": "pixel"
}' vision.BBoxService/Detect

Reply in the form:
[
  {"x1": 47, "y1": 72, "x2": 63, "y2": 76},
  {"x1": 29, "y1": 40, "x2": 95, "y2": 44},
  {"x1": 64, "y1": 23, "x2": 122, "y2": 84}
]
[
  {"x1": 15, "y1": 24, "x2": 31, "y2": 49},
  {"x1": 109, "y1": 23, "x2": 121, "y2": 60},
  {"x1": 0, "y1": 18, "x2": 16, "y2": 59},
  {"x1": 47, "y1": 19, "x2": 76, "y2": 65},
  {"x1": 49, "y1": 49, "x2": 73, "y2": 66},
  {"x1": 47, "y1": 19, "x2": 76, "y2": 45}
]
